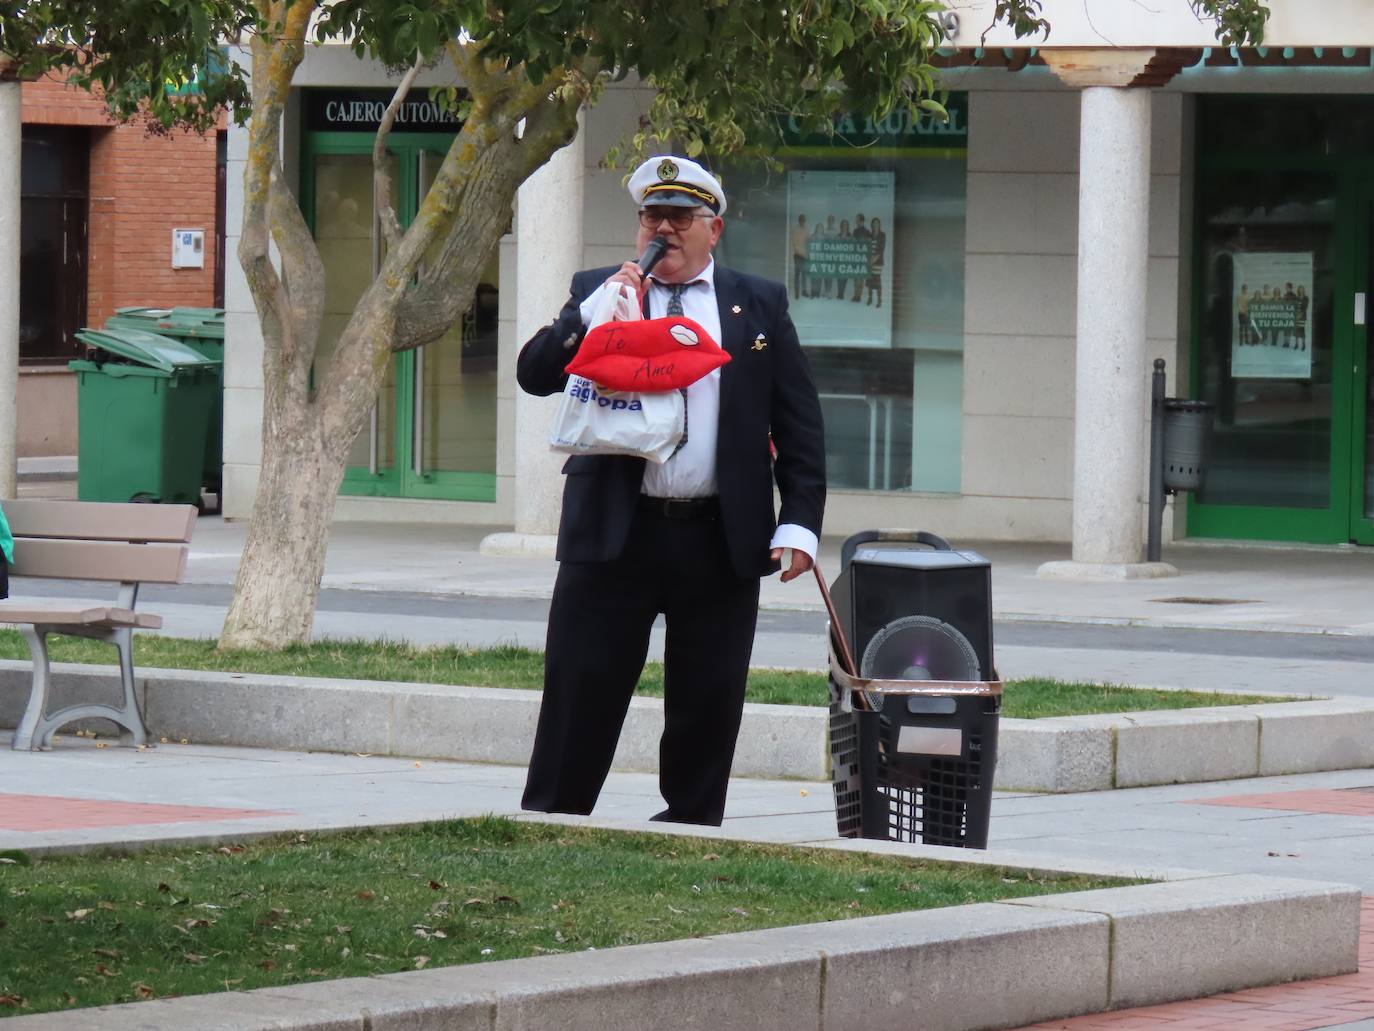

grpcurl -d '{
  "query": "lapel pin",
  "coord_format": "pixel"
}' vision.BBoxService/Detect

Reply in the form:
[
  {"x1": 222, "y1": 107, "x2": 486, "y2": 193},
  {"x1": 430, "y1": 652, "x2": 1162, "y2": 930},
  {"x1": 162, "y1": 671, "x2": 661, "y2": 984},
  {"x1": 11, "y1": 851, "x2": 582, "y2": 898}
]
[
  {"x1": 752, "y1": 334, "x2": 768, "y2": 351},
  {"x1": 731, "y1": 305, "x2": 742, "y2": 315}
]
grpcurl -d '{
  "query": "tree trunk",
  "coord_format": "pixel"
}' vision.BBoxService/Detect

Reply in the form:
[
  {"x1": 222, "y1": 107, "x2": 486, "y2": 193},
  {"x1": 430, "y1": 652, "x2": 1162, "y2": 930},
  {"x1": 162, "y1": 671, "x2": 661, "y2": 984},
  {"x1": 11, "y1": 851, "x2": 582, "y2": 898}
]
[{"x1": 219, "y1": 394, "x2": 354, "y2": 650}]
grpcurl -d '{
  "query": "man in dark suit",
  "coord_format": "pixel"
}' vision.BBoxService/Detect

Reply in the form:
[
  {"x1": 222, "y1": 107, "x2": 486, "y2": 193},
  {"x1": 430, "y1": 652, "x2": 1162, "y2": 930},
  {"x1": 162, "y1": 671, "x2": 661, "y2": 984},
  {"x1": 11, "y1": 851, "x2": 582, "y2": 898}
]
[{"x1": 516, "y1": 155, "x2": 826, "y2": 826}]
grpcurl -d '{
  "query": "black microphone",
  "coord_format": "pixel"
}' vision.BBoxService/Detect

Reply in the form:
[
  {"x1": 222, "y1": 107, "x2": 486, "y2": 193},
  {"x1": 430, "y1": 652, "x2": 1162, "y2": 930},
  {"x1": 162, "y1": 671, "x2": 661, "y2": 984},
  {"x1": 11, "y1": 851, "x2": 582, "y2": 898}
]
[{"x1": 636, "y1": 237, "x2": 668, "y2": 276}]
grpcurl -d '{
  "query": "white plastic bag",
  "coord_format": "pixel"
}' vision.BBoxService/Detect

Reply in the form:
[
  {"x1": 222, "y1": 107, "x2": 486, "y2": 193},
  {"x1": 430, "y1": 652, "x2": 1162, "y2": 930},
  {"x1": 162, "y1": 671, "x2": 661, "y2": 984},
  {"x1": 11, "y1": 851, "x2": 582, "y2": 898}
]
[
  {"x1": 586, "y1": 280, "x2": 642, "y2": 330},
  {"x1": 549, "y1": 377, "x2": 686, "y2": 464},
  {"x1": 549, "y1": 281, "x2": 686, "y2": 463}
]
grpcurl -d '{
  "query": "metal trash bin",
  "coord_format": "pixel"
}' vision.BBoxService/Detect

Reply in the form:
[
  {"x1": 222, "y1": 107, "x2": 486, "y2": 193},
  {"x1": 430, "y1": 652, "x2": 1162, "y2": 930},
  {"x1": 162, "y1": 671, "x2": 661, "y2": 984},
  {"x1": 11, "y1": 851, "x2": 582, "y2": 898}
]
[
  {"x1": 1161, "y1": 399, "x2": 1214, "y2": 492},
  {"x1": 70, "y1": 328, "x2": 220, "y2": 507},
  {"x1": 824, "y1": 531, "x2": 1001, "y2": 849},
  {"x1": 105, "y1": 307, "x2": 226, "y2": 507}
]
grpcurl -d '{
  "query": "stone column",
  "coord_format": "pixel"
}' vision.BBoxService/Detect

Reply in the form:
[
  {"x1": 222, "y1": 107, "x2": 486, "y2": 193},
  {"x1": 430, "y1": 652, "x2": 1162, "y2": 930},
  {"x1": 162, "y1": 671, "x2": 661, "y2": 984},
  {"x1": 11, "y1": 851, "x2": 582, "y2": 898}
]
[
  {"x1": 1038, "y1": 54, "x2": 1176, "y2": 580},
  {"x1": 481, "y1": 122, "x2": 584, "y2": 557},
  {"x1": 0, "y1": 79, "x2": 20, "y2": 501}
]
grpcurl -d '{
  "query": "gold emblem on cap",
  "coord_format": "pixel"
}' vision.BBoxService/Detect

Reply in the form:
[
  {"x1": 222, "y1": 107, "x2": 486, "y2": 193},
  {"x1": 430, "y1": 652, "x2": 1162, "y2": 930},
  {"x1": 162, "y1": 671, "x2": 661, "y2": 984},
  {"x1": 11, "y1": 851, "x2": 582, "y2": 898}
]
[{"x1": 657, "y1": 159, "x2": 678, "y2": 182}]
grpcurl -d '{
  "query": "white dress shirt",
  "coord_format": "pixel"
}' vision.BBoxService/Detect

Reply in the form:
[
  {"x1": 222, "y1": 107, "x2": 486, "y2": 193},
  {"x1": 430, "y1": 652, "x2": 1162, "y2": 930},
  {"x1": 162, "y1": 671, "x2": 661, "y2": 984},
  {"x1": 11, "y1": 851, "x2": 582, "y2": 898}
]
[{"x1": 578, "y1": 258, "x2": 818, "y2": 562}]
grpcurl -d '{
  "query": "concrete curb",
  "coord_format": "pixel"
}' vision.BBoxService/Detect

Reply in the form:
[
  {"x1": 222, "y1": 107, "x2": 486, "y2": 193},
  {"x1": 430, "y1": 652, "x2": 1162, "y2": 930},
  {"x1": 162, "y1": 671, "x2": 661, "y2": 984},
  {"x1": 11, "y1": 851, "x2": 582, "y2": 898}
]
[
  {"x1": 4, "y1": 873, "x2": 1359, "y2": 1031},
  {"x1": 3, "y1": 663, "x2": 1373, "y2": 791}
]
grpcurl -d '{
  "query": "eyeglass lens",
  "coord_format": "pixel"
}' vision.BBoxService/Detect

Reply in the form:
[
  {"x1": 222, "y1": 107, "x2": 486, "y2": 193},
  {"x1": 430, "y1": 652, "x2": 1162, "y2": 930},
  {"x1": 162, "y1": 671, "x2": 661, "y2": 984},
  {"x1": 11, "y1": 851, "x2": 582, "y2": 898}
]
[{"x1": 639, "y1": 210, "x2": 697, "y2": 230}]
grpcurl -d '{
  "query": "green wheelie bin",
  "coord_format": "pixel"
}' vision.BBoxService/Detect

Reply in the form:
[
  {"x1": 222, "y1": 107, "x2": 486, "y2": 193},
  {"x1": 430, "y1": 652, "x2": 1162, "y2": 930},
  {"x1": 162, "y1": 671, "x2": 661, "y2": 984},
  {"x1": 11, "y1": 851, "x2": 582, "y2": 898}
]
[
  {"x1": 105, "y1": 307, "x2": 226, "y2": 507},
  {"x1": 70, "y1": 327, "x2": 220, "y2": 508}
]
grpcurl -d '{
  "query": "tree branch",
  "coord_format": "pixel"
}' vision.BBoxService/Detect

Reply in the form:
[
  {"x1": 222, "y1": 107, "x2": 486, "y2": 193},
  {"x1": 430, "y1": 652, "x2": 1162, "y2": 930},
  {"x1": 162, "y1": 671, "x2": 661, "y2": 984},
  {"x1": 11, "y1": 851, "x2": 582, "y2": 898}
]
[
  {"x1": 238, "y1": 0, "x2": 315, "y2": 372},
  {"x1": 373, "y1": 54, "x2": 424, "y2": 254},
  {"x1": 391, "y1": 88, "x2": 582, "y2": 353}
]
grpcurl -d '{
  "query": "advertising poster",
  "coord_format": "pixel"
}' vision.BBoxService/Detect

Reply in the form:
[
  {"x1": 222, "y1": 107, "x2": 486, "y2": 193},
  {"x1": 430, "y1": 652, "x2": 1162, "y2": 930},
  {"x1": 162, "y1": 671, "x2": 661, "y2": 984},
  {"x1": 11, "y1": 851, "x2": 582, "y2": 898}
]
[
  {"x1": 1231, "y1": 252, "x2": 1313, "y2": 379},
  {"x1": 786, "y1": 170, "x2": 894, "y2": 348}
]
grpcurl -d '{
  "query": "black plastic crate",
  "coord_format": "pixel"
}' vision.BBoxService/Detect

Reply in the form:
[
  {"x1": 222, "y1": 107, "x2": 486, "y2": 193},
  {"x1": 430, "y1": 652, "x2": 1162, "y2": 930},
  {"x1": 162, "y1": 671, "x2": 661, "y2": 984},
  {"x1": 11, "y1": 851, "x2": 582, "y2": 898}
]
[{"x1": 829, "y1": 676, "x2": 1000, "y2": 848}]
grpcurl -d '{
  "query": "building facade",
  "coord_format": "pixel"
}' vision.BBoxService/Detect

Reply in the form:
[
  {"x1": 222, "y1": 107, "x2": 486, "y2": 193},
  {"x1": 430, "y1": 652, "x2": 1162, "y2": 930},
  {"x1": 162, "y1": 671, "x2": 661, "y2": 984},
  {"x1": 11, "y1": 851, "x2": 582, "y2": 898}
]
[
  {"x1": 220, "y1": 0, "x2": 1374, "y2": 562},
  {"x1": 19, "y1": 75, "x2": 224, "y2": 457}
]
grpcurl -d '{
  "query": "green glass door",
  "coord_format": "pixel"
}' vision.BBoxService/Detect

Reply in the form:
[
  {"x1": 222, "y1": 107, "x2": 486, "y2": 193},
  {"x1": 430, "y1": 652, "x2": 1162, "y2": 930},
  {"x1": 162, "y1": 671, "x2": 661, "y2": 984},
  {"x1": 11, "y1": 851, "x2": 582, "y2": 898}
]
[
  {"x1": 1187, "y1": 96, "x2": 1374, "y2": 545},
  {"x1": 305, "y1": 134, "x2": 497, "y2": 503},
  {"x1": 1351, "y1": 182, "x2": 1374, "y2": 545},
  {"x1": 1188, "y1": 166, "x2": 1352, "y2": 542}
]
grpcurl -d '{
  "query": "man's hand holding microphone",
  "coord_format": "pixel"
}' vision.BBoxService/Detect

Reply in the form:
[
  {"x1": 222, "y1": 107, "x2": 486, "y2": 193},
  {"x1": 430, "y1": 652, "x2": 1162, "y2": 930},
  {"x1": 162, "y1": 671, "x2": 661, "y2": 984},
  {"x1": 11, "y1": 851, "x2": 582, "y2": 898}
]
[{"x1": 605, "y1": 238, "x2": 668, "y2": 306}]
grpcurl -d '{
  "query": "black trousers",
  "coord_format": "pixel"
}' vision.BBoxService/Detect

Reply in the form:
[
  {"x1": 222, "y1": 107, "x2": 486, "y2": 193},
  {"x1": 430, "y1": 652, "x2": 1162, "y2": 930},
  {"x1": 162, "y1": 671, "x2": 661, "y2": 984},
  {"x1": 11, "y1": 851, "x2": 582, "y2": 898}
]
[{"x1": 522, "y1": 502, "x2": 761, "y2": 826}]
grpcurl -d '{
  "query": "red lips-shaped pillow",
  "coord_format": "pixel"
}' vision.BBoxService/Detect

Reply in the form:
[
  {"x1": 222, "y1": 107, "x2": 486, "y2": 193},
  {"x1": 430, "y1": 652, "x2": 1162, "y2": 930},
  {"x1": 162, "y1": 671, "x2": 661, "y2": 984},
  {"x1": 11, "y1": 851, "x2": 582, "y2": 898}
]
[{"x1": 565, "y1": 316, "x2": 731, "y2": 392}]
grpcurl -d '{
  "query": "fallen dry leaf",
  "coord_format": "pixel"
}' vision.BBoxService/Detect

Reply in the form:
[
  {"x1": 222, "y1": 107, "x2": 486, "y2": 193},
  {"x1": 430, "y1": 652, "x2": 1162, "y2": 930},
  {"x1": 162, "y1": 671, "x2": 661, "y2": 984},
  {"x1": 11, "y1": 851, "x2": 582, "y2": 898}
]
[
  {"x1": 94, "y1": 964, "x2": 117, "y2": 978},
  {"x1": 0, "y1": 994, "x2": 24, "y2": 1008},
  {"x1": 355, "y1": 890, "x2": 376, "y2": 901},
  {"x1": 66, "y1": 909, "x2": 93, "y2": 921},
  {"x1": 98, "y1": 901, "x2": 116, "y2": 911},
  {"x1": 413, "y1": 956, "x2": 430, "y2": 969},
  {"x1": 428, "y1": 880, "x2": 445, "y2": 891},
  {"x1": 258, "y1": 960, "x2": 276, "y2": 972},
  {"x1": 702, "y1": 853, "x2": 721, "y2": 861},
  {"x1": 134, "y1": 984, "x2": 155, "y2": 999},
  {"x1": 92, "y1": 948, "x2": 120, "y2": 960}
]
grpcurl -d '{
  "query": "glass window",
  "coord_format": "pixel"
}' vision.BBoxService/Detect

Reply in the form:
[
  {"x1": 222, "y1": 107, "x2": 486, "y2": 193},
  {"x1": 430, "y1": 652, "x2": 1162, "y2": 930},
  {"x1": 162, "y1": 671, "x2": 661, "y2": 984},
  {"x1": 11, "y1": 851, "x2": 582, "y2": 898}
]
[
  {"x1": 716, "y1": 121, "x2": 966, "y2": 493},
  {"x1": 1195, "y1": 169, "x2": 1336, "y2": 510},
  {"x1": 20, "y1": 126, "x2": 88, "y2": 363}
]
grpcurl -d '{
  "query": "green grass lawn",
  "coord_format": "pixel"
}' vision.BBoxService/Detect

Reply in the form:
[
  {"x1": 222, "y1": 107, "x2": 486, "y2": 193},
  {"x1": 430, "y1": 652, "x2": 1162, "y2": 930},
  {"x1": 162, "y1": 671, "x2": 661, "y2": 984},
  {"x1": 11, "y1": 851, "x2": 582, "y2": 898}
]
[
  {"x1": 0, "y1": 630, "x2": 1301, "y2": 718},
  {"x1": 0, "y1": 817, "x2": 1132, "y2": 1017}
]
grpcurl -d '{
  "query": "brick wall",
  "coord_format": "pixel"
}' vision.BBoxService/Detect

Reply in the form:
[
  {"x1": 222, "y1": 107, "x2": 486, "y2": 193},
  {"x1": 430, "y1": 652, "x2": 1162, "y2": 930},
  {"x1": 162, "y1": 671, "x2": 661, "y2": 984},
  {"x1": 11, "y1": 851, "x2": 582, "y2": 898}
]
[{"x1": 23, "y1": 74, "x2": 221, "y2": 327}]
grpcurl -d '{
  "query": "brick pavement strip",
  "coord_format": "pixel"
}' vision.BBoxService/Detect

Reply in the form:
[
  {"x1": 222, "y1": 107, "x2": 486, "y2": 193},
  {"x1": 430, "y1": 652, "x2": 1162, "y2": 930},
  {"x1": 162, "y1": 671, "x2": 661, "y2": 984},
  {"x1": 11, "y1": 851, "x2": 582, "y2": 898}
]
[
  {"x1": 1192, "y1": 789, "x2": 1374, "y2": 819},
  {"x1": 1017, "y1": 896, "x2": 1374, "y2": 1031},
  {"x1": 0, "y1": 793, "x2": 291, "y2": 832}
]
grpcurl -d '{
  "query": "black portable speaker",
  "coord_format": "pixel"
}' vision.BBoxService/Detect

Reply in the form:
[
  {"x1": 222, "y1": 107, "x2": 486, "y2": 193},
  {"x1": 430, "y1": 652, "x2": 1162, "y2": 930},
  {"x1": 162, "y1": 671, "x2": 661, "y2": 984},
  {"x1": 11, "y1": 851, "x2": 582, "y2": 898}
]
[{"x1": 831, "y1": 531, "x2": 993, "y2": 681}]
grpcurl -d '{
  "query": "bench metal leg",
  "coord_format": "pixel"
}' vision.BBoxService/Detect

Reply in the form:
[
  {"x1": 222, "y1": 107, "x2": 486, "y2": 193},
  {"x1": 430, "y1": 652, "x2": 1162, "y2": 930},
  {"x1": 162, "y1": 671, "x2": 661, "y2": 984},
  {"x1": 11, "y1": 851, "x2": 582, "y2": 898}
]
[
  {"x1": 9, "y1": 624, "x2": 153, "y2": 752},
  {"x1": 11, "y1": 627, "x2": 51, "y2": 751}
]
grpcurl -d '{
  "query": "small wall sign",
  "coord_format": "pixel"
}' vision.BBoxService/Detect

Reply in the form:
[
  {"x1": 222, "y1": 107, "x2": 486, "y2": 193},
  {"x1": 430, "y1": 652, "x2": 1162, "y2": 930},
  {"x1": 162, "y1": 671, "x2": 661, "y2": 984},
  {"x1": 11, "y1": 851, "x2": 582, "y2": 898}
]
[{"x1": 172, "y1": 228, "x2": 205, "y2": 269}]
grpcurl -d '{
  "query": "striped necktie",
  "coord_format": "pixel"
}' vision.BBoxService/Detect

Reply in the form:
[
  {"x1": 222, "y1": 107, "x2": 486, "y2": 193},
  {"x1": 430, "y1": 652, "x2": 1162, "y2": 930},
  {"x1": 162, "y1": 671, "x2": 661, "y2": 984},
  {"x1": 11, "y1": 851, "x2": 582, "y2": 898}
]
[
  {"x1": 663, "y1": 283, "x2": 690, "y2": 458},
  {"x1": 666, "y1": 283, "x2": 687, "y2": 316}
]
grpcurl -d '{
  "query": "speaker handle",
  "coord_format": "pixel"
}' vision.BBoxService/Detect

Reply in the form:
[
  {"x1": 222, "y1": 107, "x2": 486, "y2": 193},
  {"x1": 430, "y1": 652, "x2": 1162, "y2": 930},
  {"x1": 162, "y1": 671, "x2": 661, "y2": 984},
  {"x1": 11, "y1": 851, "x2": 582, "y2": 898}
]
[{"x1": 839, "y1": 529, "x2": 953, "y2": 569}]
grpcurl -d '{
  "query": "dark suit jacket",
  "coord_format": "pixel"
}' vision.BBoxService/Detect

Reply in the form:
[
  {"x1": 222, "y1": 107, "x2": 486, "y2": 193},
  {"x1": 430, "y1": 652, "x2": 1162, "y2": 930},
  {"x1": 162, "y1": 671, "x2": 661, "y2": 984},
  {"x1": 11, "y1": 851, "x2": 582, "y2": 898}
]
[{"x1": 517, "y1": 263, "x2": 826, "y2": 579}]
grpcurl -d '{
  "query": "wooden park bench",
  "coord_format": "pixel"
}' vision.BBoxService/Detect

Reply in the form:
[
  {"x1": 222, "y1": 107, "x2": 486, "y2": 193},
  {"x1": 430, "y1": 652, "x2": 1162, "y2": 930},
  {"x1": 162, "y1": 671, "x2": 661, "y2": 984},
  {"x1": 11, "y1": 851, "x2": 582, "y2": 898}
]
[{"x1": 0, "y1": 499, "x2": 197, "y2": 751}]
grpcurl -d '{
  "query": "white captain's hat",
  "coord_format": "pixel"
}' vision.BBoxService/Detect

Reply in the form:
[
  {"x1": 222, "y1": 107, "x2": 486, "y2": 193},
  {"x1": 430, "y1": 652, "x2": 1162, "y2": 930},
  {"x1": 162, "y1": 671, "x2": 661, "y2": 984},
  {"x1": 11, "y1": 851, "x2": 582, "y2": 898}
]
[{"x1": 627, "y1": 155, "x2": 727, "y2": 215}]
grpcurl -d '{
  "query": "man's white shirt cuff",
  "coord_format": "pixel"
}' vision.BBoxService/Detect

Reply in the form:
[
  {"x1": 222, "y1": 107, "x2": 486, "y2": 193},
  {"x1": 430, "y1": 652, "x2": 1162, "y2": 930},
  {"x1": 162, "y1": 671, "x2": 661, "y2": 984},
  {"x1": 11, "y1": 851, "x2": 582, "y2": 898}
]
[{"x1": 770, "y1": 523, "x2": 818, "y2": 563}]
